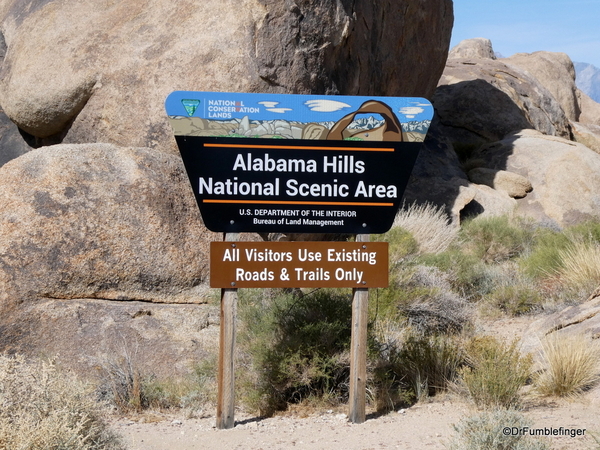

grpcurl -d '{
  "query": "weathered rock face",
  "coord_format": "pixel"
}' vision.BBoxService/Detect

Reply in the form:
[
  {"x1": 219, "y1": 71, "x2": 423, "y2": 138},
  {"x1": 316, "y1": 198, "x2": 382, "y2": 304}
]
[
  {"x1": 572, "y1": 122, "x2": 600, "y2": 154},
  {"x1": 434, "y1": 50, "x2": 571, "y2": 150},
  {"x1": 403, "y1": 119, "x2": 517, "y2": 224},
  {"x1": 448, "y1": 37, "x2": 496, "y2": 60},
  {"x1": 0, "y1": 0, "x2": 454, "y2": 156},
  {"x1": 504, "y1": 51, "x2": 581, "y2": 122},
  {"x1": 0, "y1": 143, "x2": 219, "y2": 307},
  {"x1": 473, "y1": 130, "x2": 600, "y2": 226},
  {"x1": 522, "y1": 287, "x2": 600, "y2": 360},
  {"x1": 578, "y1": 90, "x2": 600, "y2": 126},
  {"x1": 0, "y1": 299, "x2": 220, "y2": 378}
]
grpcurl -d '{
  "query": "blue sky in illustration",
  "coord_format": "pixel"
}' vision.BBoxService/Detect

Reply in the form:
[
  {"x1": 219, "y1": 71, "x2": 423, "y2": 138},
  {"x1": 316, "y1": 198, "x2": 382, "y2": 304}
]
[
  {"x1": 166, "y1": 92, "x2": 434, "y2": 124},
  {"x1": 451, "y1": 0, "x2": 600, "y2": 68}
]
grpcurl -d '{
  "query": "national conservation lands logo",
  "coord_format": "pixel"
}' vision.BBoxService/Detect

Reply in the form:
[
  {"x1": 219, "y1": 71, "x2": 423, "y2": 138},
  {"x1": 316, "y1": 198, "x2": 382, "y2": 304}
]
[{"x1": 165, "y1": 91, "x2": 433, "y2": 234}]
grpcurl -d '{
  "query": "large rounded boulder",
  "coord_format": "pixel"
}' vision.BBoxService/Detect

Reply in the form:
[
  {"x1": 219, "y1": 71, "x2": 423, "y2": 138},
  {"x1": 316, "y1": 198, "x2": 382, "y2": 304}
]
[
  {"x1": 0, "y1": 143, "x2": 218, "y2": 307},
  {"x1": 0, "y1": 0, "x2": 454, "y2": 156}
]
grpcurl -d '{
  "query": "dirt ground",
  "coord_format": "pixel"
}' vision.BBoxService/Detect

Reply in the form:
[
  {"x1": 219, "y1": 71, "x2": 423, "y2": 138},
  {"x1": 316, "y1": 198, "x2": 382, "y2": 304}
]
[
  {"x1": 112, "y1": 393, "x2": 600, "y2": 450},
  {"x1": 111, "y1": 316, "x2": 600, "y2": 449}
]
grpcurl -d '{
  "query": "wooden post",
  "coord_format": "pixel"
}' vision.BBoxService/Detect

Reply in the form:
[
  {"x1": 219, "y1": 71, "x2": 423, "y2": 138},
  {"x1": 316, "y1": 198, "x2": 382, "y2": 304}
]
[
  {"x1": 217, "y1": 232, "x2": 239, "y2": 429},
  {"x1": 349, "y1": 233, "x2": 369, "y2": 424}
]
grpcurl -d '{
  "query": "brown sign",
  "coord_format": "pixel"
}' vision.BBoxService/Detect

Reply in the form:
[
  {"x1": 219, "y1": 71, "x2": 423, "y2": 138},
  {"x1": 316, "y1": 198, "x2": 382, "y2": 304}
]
[{"x1": 210, "y1": 241, "x2": 388, "y2": 288}]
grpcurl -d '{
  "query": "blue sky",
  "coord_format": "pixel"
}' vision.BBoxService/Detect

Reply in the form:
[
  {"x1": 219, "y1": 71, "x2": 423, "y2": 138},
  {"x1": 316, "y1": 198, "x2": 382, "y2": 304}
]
[{"x1": 450, "y1": 0, "x2": 600, "y2": 68}]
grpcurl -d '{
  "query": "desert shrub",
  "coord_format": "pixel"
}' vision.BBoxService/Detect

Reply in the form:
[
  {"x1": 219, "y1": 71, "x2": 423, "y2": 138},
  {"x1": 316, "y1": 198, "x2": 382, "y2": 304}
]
[
  {"x1": 97, "y1": 342, "x2": 216, "y2": 413},
  {"x1": 239, "y1": 289, "x2": 353, "y2": 416},
  {"x1": 447, "y1": 409, "x2": 549, "y2": 450},
  {"x1": 0, "y1": 354, "x2": 124, "y2": 450},
  {"x1": 484, "y1": 273, "x2": 544, "y2": 316},
  {"x1": 372, "y1": 265, "x2": 472, "y2": 334},
  {"x1": 417, "y1": 216, "x2": 540, "y2": 303},
  {"x1": 140, "y1": 357, "x2": 217, "y2": 414},
  {"x1": 519, "y1": 227, "x2": 571, "y2": 279},
  {"x1": 459, "y1": 216, "x2": 535, "y2": 264},
  {"x1": 521, "y1": 220, "x2": 600, "y2": 279},
  {"x1": 372, "y1": 225, "x2": 419, "y2": 263},
  {"x1": 535, "y1": 333, "x2": 600, "y2": 397},
  {"x1": 373, "y1": 329, "x2": 465, "y2": 409},
  {"x1": 392, "y1": 202, "x2": 458, "y2": 254},
  {"x1": 96, "y1": 345, "x2": 147, "y2": 413},
  {"x1": 459, "y1": 336, "x2": 532, "y2": 409},
  {"x1": 418, "y1": 249, "x2": 496, "y2": 301},
  {"x1": 568, "y1": 220, "x2": 600, "y2": 244},
  {"x1": 401, "y1": 266, "x2": 472, "y2": 333}
]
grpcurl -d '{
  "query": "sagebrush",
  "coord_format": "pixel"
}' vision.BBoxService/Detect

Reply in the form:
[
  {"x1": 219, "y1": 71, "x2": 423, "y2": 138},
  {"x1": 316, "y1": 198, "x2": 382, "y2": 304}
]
[
  {"x1": 447, "y1": 409, "x2": 549, "y2": 450},
  {"x1": 0, "y1": 354, "x2": 124, "y2": 450}
]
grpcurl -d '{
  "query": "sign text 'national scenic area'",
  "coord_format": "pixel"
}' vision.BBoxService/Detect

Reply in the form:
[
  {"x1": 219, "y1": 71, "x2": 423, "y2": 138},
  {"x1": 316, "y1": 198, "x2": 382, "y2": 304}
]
[{"x1": 165, "y1": 91, "x2": 433, "y2": 234}]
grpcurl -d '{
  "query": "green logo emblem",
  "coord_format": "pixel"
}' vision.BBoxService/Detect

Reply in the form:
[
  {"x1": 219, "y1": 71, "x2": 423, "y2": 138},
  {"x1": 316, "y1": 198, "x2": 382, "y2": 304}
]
[{"x1": 182, "y1": 99, "x2": 200, "y2": 116}]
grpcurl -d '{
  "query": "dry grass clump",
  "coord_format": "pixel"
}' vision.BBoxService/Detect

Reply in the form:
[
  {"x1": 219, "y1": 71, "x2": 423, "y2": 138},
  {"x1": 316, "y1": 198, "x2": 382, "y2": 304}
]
[
  {"x1": 393, "y1": 202, "x2": 457, "y2": 254},
  {"x1": 554, "y1": 241, "x2": 600, "y2": 293},
  {"x1": 535, "y1": 333, "x2": 600, "y2": 397},
  {"x1": 0, "y1": 354, "x2": 124, "y2": 450}
]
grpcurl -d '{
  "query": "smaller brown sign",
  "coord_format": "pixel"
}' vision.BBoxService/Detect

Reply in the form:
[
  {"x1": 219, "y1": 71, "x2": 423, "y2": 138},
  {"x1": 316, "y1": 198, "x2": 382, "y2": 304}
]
[{"x1": 210, "y1": 241, "x2": 388, "y2": 288}]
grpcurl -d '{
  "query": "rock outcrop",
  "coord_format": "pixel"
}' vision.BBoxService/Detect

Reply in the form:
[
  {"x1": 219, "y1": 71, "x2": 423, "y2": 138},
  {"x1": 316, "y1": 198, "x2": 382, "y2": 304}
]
[
  {"x1": 432, "y1": 39, "x2": 600, "y2": 225},
  {"x1": 0, "y1": 1, "x2": 455, "y2": 372},
  {"x1": 0, "y1": 299, "x2": 220, "y2": 378},
  {"x1": 0, "y1": 0, "x2": 454, "y2": 159},
  {"x1": 434, "y1": 40, "x2": 571, "y2": 150},
  {"x1": 0, "y1": 143, "x2": 218, "y2": 307},
  {"x1": 522, "y1": 287, "x2": 600, "y2": 359},
  {"x1": 504, "y1": 51, "x2": 581, "y2": 122},
  {"x1": 473, "y1": 130, "x2": 600, "y2": 226}
]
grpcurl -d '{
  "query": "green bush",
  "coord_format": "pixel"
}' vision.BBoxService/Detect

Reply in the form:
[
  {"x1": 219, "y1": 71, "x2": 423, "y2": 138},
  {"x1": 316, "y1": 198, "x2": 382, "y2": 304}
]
[
  {"x1": 447, "y1": 409, "x2": 549, "y2": 450},
  {"x1": 519, "y1": 227, "x2": 571, "y2": 279},
  {"x1": 459, "y1": 336, "x2": 532, "y2": 409},
  {"x1": 418, "y1": 249, "x2": 496, "y2": 301},
  {"x1": 485, "y1": 283, "x2": 544, "y2": 316},
  {"x1": 459, "y1": 216, "x2": 535, "y2": 263},
  {"x1": 372, "y1": 226, "x2": 419, "y2": 263},
  {"x1": 239, "y1": 289, "x2": 353, "y2": 416},
  {"x1": 520, "y1": 220, "x2": 600, "y2": 280}
]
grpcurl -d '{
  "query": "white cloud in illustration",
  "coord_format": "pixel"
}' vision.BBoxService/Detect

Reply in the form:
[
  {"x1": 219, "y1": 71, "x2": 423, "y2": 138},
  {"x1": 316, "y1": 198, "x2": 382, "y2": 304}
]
[
  {"x1": 399, "y1": 106, "x2": 425, "y2": 118},
  {"x1": 258, "y1": 101, "x2": 292, "y2": 113},
  {"x1": 304, "y1": 99, "x2": 351, "y2": 112}
]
